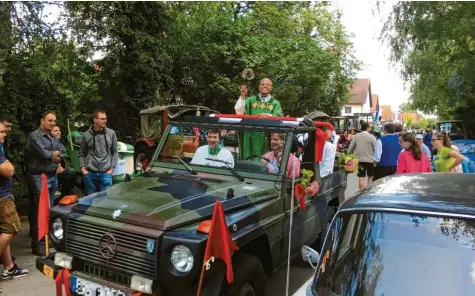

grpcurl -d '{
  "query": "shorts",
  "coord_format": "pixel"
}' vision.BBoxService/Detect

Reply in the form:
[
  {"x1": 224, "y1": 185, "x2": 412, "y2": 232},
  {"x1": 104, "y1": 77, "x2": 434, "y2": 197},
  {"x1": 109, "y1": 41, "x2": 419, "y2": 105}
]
[
  {"x1": 0, "y1": 197, "x2": 21, "y2": 234},
  {"x1": 357, "y1": 162, "x2": 375, "y2": 178}
]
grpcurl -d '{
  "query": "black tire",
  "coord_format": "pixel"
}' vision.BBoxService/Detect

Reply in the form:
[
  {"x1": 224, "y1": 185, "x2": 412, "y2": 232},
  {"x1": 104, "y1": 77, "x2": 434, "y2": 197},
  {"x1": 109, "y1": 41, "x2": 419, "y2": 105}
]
[
  {"x1": 224, "y1": 253, "x2": 266, "y2": 296},
  {"x1": 134, "y1": 145, "x2": 154, "y2": 172}
]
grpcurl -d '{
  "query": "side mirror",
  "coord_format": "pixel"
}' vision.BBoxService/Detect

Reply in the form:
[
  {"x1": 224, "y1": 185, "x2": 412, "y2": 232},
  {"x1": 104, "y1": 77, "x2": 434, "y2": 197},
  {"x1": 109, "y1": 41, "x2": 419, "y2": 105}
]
[{"x1": 301, "y1": 245, "x2": 320, "y2": 270}]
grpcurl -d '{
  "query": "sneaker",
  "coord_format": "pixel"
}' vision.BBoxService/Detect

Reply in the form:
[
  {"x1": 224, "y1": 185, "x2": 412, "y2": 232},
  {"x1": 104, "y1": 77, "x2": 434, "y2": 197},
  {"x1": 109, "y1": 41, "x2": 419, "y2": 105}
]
[{"x1": 1, "y1": 264, "x2": 28, "y2": 280}]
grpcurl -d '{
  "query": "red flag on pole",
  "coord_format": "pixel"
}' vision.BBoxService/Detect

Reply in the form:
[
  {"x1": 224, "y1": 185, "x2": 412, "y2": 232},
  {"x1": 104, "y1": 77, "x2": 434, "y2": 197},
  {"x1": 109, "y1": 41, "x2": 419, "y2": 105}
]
[
  {"x1": 196, "y1": 200, "x2": 238, "y2": 296},
  {"x1": 38, "y1": 174, "x2": 50, "y2": 241}
]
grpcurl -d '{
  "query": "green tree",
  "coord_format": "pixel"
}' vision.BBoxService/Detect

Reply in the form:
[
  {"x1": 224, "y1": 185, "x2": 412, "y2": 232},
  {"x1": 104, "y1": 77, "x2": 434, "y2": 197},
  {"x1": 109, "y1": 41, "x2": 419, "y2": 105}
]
[
  {"x1": 66, "y1": 1, "x2": 172, "y2": 136},
  {"x1": 399, "y1": 101, "x2": 415, "y2": 112},
  {"x1": 404, "y1": 116, "x2": 412, "y2": 129},
  {"x1": 426, "y1": 118, "x2": 437, "y2": 129},
  {"x1": 418, "y1": 117, "x2": 428, "y2": 130},
  {"x1": 165, "y1": 2, "x2": 361, "y2": 116},
  {"x1": 382, "y1": 2, "x2": 475, "y2": 132},
  {"x1": 0, "y1": 2, "x2": 11, "y2": 88}
]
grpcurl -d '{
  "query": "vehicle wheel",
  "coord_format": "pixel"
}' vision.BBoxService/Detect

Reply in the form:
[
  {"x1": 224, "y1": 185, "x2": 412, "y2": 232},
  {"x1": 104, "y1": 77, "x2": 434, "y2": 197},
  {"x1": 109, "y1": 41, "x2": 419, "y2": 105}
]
[
  {"x1": 135, "y1": 145, "x2": 154, "y2": 173},
  {"x1": 224, "y1": 253, "x2": 266, "y2": 296}
]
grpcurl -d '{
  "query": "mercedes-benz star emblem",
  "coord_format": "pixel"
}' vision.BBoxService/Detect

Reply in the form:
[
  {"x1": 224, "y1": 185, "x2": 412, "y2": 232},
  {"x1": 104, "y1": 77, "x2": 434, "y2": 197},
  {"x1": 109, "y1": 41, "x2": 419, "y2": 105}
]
[{"x1": 99, "y1": 233, "x2": 118, "y2": 259}]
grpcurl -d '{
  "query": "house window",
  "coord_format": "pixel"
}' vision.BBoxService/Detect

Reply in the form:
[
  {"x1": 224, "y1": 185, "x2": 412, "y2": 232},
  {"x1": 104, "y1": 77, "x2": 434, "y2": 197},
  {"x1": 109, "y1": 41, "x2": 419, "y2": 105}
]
[{"x1": 344, "y1": 107, "x2": 352, "y2": 114}]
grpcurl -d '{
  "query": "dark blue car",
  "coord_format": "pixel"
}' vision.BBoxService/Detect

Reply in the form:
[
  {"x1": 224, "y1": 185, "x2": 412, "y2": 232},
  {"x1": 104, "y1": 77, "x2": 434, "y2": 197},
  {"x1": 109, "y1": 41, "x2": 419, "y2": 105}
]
[
  {"x1": 452, "y1": 139, "x2": 475, "y2": 162},
  {"x1": 300, "y1": 173, "x2": 475, "y2": 296}
]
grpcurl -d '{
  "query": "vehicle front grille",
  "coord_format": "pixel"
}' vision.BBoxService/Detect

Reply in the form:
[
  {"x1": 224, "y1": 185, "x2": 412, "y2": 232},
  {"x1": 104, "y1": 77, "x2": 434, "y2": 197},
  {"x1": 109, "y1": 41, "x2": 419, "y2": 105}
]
[
  {"x1": 83, "y1": 262, "x2": 131, "y2": 286},
  {"x1": 66, "y1": 217, "x2": 157, "y2": 278}
]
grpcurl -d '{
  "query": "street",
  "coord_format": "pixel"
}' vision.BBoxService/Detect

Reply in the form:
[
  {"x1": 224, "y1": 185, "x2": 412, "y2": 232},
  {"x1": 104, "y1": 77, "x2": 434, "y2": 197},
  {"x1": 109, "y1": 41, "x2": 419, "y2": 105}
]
[{"x1": 0, "y1": 174, "x2": 360, "y2": 296}]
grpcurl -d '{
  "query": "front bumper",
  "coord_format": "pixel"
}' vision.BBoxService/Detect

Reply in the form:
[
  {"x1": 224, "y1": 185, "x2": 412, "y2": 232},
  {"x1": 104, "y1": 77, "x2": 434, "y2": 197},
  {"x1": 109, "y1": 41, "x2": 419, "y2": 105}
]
[
  {"x1": 35, "y1": 253, "x2": 62, "y2": 280},
  {"x1": 35, "y1": 253, "x2": 214, "y2": 296},
  {"x1": 36, "y1": 253, "x2": 135, "y2": 295}
]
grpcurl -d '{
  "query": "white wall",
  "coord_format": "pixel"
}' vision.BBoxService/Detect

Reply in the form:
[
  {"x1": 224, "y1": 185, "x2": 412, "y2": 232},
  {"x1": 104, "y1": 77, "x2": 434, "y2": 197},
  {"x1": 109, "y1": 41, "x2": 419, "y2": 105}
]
[
  {"x1": 341, "y1": 93, "x2": 371, "y2": 115},
  {"x1": 362, "y1": 92, "x2": 371, "y2": 113},
  {"x1": 341, "y1": 104, "x2": 363, "y2": 115}
]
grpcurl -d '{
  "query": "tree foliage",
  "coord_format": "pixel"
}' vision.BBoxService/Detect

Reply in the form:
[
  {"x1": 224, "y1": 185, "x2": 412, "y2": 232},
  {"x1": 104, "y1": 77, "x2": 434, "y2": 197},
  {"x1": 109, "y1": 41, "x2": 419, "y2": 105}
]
[
  {"x1": 382, "y1": 2, "x2": 475, "y2": 130},
  {"x1": 1, "y1": 1, "x2": 360, "y2": 199}
]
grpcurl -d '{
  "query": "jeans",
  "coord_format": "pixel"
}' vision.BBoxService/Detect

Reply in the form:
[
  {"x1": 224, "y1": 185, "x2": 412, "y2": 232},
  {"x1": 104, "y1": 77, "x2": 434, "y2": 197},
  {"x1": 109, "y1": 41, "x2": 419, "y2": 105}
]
[
  {"x1": 27, "y1": 174, "x2": 57, "y2": 246},
  {"x1": 83, "y1": 172, "x2": 113, "y2": 196}
]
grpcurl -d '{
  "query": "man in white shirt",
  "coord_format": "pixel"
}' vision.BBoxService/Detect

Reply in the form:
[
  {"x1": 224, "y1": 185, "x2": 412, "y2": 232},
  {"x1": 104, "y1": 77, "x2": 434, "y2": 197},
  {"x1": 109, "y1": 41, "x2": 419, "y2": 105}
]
[
  {"x1": 191, "y1": 130, "x2": 235, "y2": 167},
  {"x1": 319, "y1": 127, "x2": 336, "y2": 178}
]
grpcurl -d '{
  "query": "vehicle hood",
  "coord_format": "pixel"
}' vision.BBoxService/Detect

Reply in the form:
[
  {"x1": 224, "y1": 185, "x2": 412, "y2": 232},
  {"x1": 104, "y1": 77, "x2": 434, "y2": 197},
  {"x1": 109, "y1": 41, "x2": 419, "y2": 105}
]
[{"x1": 70, "y1": 170, "x2": 278, "y2": 230}]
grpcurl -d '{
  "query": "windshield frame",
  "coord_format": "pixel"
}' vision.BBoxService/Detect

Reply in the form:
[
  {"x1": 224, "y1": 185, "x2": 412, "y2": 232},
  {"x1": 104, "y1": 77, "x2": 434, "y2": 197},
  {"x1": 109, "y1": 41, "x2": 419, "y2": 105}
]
[
  {"x1": 150, "y1": 121, "x2": 296, "y2": 181},
  {"x1": 311, "y1": 207, "x2": 475, "y2": 296}
]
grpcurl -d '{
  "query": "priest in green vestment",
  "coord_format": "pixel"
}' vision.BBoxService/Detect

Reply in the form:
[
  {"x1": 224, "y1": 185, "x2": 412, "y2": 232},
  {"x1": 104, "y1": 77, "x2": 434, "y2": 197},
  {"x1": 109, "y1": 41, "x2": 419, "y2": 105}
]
[{"x1": 234, "y1": 78, "x2": 284, "y2": 160}]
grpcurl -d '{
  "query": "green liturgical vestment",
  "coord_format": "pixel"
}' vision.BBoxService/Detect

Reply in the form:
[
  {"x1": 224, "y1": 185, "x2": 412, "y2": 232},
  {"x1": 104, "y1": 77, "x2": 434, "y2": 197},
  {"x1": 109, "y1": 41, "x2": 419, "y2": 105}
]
[{"x1": 242, "y1": 96, "x2": 283, "y2": 160}]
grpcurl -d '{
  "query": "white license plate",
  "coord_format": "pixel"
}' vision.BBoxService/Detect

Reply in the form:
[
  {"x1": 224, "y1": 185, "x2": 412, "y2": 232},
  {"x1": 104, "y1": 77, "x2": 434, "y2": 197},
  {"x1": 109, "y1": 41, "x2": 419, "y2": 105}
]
[{"x1": 71, "y1": 276, "x2": 127, "y2": 296}]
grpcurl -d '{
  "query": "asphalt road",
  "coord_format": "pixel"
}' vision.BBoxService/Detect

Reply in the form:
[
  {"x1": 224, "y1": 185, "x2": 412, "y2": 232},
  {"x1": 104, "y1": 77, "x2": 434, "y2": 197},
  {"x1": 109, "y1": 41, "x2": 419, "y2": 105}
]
[{"x1": 0, "y1": 174, "x2": 360, "y2": 296}]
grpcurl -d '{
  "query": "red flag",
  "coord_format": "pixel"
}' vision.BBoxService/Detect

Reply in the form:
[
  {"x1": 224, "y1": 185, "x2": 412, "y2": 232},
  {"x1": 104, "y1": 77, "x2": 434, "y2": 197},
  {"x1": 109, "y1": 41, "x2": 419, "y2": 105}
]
[
  {"x1": 38, "y1": 174, "x2": 50, "y2": 241},
  {"x1": 314, "y1": 128, "x2": 326, "y2": 163},
  {"x1": 55, "y1": 269, "x2": 71, "y2": 296},
  {"x1": 314, "y1": 121, "x2": 335, "y2": 163},
  {"x1": 203, "y1": 200, "x2": 239, "y2": 284},
  {"x1": 294, "y1": 184, "x2": 306, "y2": 209}
]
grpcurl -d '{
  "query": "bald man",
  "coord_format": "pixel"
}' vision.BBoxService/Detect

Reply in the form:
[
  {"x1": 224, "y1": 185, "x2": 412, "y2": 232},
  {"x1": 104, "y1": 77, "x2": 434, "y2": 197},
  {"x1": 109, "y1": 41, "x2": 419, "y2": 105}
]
[
  {"x1": 235, "y1": 78, "x2": 283, "y2": 117},
  {"x1": 235, "y1": 78, "x2": 284, "y2": 159}
]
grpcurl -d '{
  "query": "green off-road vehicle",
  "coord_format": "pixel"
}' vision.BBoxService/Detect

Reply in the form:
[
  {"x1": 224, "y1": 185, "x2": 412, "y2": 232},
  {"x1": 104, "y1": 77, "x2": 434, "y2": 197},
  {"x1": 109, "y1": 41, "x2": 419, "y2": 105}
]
[{"x1": 36, "y1": 114, "x2": 347, "y2": 296}]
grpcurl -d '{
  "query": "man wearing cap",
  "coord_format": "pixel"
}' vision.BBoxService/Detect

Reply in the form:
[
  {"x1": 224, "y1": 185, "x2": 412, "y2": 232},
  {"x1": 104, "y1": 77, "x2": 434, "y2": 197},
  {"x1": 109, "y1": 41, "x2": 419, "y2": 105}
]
[{"x1": 416, "y1": 134, "x2": 432, "y2": 161}]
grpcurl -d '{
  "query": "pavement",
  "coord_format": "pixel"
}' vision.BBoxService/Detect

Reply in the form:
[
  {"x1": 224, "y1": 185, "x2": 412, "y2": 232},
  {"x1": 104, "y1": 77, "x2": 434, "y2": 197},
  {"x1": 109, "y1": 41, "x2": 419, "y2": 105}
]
[{"x1": 0, "y1": 173, "x2": 360, "y2": 296}]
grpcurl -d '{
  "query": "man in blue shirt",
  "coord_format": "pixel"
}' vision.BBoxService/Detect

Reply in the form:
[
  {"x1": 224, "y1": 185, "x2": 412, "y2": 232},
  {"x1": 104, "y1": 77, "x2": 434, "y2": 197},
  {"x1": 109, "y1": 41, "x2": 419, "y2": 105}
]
[
  {"x1": 374, "y1": 123, "x2": 400, "y2": 181},
  {"x1": 423, "y1": 129, "x2": 433, "y2": 158},
  {"x1": 0, "y1": 114, "x2": 13, "y2": 159},
  {"x1": 416, "y1": 134, "x2": 432, "y2": 161},
  {"x1": 0, "y1": 123, "x2": 28, "y2": 281}
]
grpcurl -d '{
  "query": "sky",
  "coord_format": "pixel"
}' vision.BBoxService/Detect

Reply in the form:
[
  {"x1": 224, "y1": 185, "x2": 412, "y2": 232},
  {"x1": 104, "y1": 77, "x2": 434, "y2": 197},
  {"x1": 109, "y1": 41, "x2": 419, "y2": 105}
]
[{"x1": 338, "y1": 1, "x2": 415, "y2": 116}]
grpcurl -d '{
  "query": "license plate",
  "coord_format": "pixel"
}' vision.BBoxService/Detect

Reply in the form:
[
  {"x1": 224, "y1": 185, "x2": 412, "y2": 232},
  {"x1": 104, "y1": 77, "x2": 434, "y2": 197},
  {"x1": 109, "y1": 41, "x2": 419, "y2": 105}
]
[
  {"x1": 71, "y1": 276, "x2": 127, "y2": 296},
  {"x1": 43, "y1": 265, "x2": 54, "y2": 279}
]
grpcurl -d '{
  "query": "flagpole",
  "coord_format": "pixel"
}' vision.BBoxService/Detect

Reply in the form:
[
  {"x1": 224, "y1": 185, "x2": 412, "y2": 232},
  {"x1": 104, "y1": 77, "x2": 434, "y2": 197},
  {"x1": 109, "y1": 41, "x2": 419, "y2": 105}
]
[
  {"x1": 45, "y1": 236, "x2": 50, "y2": 256},
  {"x1": 196, "y1": 262, "x2": 206, "y2": 296},
  {"x1": 285, "y1": 155, "x2": 297, "y2": 296}
]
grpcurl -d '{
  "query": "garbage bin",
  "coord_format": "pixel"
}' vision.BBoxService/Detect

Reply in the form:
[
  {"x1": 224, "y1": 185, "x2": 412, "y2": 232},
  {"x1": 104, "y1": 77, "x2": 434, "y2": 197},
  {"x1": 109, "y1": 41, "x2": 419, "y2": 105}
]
[{"x1": 112, "y1": 142, "x2": 135, "y2": 183}]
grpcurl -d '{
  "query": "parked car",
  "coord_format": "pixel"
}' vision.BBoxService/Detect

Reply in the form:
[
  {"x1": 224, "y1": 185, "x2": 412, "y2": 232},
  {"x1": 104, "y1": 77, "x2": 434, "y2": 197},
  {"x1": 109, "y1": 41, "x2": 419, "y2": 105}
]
[
  {"x1": 452, "y1": 139, "x2": 475, "y2": 162},
  {"x1": 36, "y1": 114, "x2": 347, "y2": 296},
  {"x1": 299, "y1": 173, "x2": 475, "y2": 296}
]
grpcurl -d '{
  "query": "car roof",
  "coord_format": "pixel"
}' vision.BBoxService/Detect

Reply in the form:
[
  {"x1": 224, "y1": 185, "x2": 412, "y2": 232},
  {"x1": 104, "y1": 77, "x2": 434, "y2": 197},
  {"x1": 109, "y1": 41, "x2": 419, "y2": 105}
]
[
  {"x1": 340, "y1": 173, "x2": 475, "y2": 217},
  {"x1": 175, "y1": 115, "x2": 317, "y2": 131},
  {"x1": 453, "y1": 139, "x2": 475, "y2": 143}
]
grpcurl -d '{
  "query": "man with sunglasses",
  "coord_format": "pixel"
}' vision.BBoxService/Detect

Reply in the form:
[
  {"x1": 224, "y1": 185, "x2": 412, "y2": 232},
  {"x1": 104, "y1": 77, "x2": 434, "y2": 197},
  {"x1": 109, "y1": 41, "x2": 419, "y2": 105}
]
[{"x1": 79, "y1": 110, "x2": 118, "y2": 196}]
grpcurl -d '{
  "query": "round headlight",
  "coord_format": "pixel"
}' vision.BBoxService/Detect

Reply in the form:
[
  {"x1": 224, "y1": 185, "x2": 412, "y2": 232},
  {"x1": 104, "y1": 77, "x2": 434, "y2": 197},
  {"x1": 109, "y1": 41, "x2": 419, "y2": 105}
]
[
  {"x1": 170, "y1": 245, "x2": 194, "y2": 273},
  {"x1": 52, "y1": 218, "x2": 63, "y2": 240}
]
